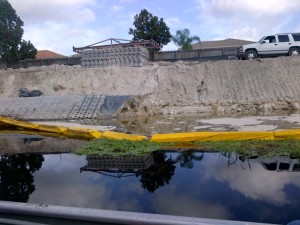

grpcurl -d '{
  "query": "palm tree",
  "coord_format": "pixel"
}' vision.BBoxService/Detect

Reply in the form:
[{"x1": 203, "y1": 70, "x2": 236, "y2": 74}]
[{"x1": 172, "y1": 28, "x2": 201, "y2": 51}]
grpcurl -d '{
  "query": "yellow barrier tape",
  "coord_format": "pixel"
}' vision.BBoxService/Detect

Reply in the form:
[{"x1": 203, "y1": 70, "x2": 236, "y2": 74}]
[
  {"x1": 0, "y1": 116, "x2": 102, "y2": 140},
  {"x1": 102, "y1": 131, "x2": 147, "y2": 141},
  {"x1": 150, "y1": 131, "x2": 274, "y2": 143},
  {"x1": 2, "y1": 116, "x2": 300, "y2": 142},
  {"x1": 36, "y1": 124, "x2": 68, "y2": 134},
  {"x1": 68, "y1": 127, "x2": 102, "y2": 139},
  {"x1": 0, "y1": 116, "x2": 39, "y2": 129},
  {"x1": 274, "y1": 129, "x2": 300, "y2": 140}
]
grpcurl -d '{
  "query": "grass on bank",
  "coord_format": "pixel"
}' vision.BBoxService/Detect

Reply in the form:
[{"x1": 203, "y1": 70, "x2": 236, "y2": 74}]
[
  {"x1": 76, "y1": 138, "x2": 163, "y2": 156},
  {"x1": 75, "y1": 138, "x2": 300, "y2": 158}
]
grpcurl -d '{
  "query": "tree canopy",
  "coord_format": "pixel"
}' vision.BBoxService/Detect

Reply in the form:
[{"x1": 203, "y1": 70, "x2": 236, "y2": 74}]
[
  {"x1": 129, "y1": 9, "x2": 171, "y2": 50},
  {"x1": 18, "y1": 40, "x2": 37, "y2": 60},
  {"x1": 0, "y1": 0, "x2": 36, "y2": 62},
  {"x1": 172, "y1": 28, "x2": 201, "y2": 51}
]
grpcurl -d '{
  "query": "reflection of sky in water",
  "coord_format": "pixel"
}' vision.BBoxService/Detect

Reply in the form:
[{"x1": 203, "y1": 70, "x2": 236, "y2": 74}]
[{"x1": 27, "y1": 153, "x2": 300, "y2": 224}]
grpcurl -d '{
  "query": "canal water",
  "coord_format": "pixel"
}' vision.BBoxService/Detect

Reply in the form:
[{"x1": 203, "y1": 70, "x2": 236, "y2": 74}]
[
  {"x1": 1, "y1": 113, "x2": 300, "y2": 224},
  {"x1": 0, "y1": 138, "x2": 299, "y2": 224}
]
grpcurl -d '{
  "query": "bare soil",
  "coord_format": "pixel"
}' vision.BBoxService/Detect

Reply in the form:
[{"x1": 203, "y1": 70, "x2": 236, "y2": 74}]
[{"x1": 1, "y1": 57, "x2": 300, "y2": 117}]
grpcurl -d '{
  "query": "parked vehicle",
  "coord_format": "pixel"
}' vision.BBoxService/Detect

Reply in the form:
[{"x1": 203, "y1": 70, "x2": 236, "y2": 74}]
[{"x1": 237, "y1": 33, "x2": 300, "y2": 60}]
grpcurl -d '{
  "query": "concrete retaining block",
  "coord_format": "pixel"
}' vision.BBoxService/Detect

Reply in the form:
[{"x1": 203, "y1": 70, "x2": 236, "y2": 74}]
[{"x1": 81, "y1": 46, "x2": 149, "y2": 68}]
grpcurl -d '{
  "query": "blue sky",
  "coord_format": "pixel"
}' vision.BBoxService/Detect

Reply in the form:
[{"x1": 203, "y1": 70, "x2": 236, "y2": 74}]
[{"x1": 9, "y1": 0, "x2": 300, "y2": 56}]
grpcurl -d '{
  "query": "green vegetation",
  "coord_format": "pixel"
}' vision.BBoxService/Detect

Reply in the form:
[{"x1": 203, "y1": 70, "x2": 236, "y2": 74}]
[
  {"x1": 76, "y1": 137, "x2": 300, "y2": 158},
  {"x1": 129, "y1": 9, "x2": 171, "y2": 50},
  {"x1": 195, "y1": 140, "x2": 300, "y2": 158},
  {"x1": 76, "y1": 138, "x2": 164, "y2": 156},
  {"x1": 18, "y1": 40, "x2": 37, "y2": 61},
  {"x1": 0, "y1": 0, "x2": 37, "y2": 62},
  {"x1": 172, "y1": 28, "x2": 201, "y2": 51}
]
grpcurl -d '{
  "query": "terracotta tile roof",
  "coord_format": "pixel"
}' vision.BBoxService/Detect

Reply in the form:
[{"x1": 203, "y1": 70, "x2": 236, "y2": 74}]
[
  {"x1": 192, "y1": 38, "x2": 255, "y2": 49},
  {"x1": 36, "y1": 50, "x2": 66, "y2": 59}
]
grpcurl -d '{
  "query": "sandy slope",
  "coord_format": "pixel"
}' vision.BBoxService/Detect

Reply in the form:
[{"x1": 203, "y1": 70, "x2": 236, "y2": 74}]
[{"x1": 0, "y1": 56, "x2": 300, "y2": 116}]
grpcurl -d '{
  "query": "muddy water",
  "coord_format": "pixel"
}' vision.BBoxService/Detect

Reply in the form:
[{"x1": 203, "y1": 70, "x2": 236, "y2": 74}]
[
  {"x1": 113, "y1": 112, "x2": 300, "y2": 136},
  {"x1": 32, "y1": 112, "x2": 300, "y2": 136}
]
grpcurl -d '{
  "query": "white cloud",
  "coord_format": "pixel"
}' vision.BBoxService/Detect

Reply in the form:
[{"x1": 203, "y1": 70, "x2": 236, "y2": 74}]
[
  {"x1": 209, "y1": 0, "x2": 300, "y2": 16},
  {"x1": 165, "y1": 17, "x2": 181, "y2": 27},
  {"x1": 76, "y1": 8, "x2": 97, "y2": 25},
  {"x1": 22, "y1": 22, "x2": 112, "y2": 56},
  {"x1": 196, "y1": 0, "x2": 300, "y2": 41},
  {"x1": 8, "y1": 0, "x2": 104, "y2": 55},
  {"x1": 112, "y1": 5, "x2": 123, "y2": 12},
  {"x1": 162, "y1": 42, "x2": 178, "y2": 51},
  {"x1": 9, "y1": 0, "x2": 97, "y2": 23}
]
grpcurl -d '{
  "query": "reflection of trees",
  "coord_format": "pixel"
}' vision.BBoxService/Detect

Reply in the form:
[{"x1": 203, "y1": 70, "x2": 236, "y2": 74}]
[
  {"x1": 0, "y1": 154, "x2": 44, "y2": 202},
  {"x1": 138, "y1": 152, "x2": 175, "y2": 193},
  {"x1": 175, "y1": 152, "x2": 204, "y2": 169},
  {"x1": 81, "y1": 151, "x2": 206, "y2": 193},
  {"x1": 138, "y1": 152, "x2": 204, "y2": 192}
]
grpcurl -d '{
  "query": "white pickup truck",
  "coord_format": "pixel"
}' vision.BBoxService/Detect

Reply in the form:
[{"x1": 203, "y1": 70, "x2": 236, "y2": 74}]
[{"x1": 237, "y1": 33, "x2": 300, "y2": 60}]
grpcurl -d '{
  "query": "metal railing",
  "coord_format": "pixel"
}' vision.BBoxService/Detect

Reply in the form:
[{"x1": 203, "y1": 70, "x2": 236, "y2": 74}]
[{"x1": 0, "y1": 201, "x2": 278, "y2": 225}]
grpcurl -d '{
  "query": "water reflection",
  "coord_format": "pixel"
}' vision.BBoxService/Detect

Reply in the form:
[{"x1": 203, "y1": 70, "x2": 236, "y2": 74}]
[
  {"x1": 0, "y1": 154, "x2": 44, "y2": 202},
  {"x1": 0, "y1": 151, "x2": 299, "y2": 224},
  {"x1": 80, "y1": 152, "x2": 205, "y2": 193},
  {"x1": 209, "y1": 153, "x2": 300, "y2": 206},
  {"x1": 247, "y1": 156, "x2": 300, "y2": 172},
  {"x1": 176, "y1": 152, "x2": 204, "y2": 169},
  {"x1": 81, "y1": 153, "x2": 176, "y2": 193}
]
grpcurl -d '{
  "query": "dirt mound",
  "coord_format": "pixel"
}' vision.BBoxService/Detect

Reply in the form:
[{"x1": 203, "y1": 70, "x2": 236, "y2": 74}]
[{"x1": 1, "y1": 57, "x2": 300, "y2": 116}]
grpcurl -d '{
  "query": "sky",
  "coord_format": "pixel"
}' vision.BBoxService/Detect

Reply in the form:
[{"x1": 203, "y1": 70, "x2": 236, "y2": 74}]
[{"x1": 9, "y1": 0, "x2": 300, "y2": 56}]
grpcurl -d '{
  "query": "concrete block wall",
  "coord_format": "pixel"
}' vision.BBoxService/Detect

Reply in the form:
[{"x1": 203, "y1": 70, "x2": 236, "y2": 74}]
[{"x1": 81, "y1": 46, "x2": 149, "y2": 68}]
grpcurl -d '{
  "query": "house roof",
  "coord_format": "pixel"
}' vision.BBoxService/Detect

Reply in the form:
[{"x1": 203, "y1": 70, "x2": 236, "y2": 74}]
[
  {"x1": 36, "y1": 50, "x2": 66, "y2": 59},
  {"x1": 192, "y1": 38, "x2": 255, "y2": 49}
]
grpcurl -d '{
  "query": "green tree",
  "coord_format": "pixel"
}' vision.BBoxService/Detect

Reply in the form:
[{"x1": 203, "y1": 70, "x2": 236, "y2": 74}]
[
  {"x1": 129, "y1": 9, "x2": 171, "y2": 50},
  {"x1": 172, "y1": 28, "x2": 201, "y2": 51},
  {"x1": 18, "y1": 40, "x2": 37, "y2": 60},
  {"x1": 0, "y1": 0, "x2": 36, "y2": 62}
]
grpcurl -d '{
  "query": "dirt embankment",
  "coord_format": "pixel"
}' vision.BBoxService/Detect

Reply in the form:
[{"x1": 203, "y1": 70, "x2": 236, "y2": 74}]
[{"x1": 0, "y1": 57, "x2": 300, "y2": 116}]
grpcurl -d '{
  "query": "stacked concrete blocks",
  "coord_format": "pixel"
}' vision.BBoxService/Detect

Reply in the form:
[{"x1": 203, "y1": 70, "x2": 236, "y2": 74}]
[{"x1": 81, "y1": 46, "x2": 149, "y2": 68}]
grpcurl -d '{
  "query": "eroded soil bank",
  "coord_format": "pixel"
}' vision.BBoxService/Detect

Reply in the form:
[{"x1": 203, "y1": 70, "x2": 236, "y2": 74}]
[{"x1": 0, "y1": 57, "x2": 300, "y2": 116}]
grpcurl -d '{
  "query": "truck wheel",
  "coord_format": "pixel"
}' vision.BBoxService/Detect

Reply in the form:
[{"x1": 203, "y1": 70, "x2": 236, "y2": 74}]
[
  {"x1": 245, "y1": 50, "x2": 257, "y2": 60},
  {"x1": 289, "y1": 47, "x2": 300, "y2": 56}
]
